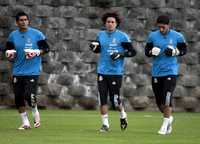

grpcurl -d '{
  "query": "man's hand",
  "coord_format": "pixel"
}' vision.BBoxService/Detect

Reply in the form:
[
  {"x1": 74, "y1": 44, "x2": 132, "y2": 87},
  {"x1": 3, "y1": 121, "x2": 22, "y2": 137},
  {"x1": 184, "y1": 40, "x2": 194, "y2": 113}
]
[
  {"x1": 89, "y1": 41, "x2": 100, "y2": 53},
  {"x1": 151, "y1": 47, "x2": 161, "y2": 56},
  {"x1": 24, "y1": 49, "x2": 40, "y2": 59},
  {"x1": 164, "y1": 45, "x2": 180, "y2": 56},
  {"x1": 5, "y1": 49, "x2": 16, "y2": 60},
  {"x1": 110, "y1": 52, "x2": 124, "y2": 60}
]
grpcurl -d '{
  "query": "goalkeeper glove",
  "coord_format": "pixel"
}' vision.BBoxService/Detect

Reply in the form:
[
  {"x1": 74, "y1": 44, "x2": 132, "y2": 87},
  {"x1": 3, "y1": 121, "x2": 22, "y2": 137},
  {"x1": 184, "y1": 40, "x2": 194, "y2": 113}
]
[
  {"x1": 5, "y1": 49, "x2": 16, "y2": 60},
  {"x1": 110, "y1": 52, "x2": 124, "y2": 60},
  {"x1": 164, "y1": 45, "x2": 180, "y2": 56},
  {"x1": 151, "y1": 47, "x2": 161, "y2": 56},
  {"x1": 24, "y1": 49, "x2": 40, "y2": 59},
  {"x1": 89, "y1": 41, "x2": 100, "y2": 53}
]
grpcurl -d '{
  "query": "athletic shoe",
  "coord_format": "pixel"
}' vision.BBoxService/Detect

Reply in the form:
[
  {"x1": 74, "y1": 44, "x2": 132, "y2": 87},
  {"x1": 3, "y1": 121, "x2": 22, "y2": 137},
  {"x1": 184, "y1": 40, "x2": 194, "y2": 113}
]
[
  {"x1": 99, "y1": 125, "x2": 109, "y2": 132},
  {"x1": 34, "y1": 113, "x2": 40, "y2": 128},
  {"x1": 18, "y1": 124, "x2": 31, "y2": 130},
  {"x1": 166, "y1": 116, "x2": 173, "y2": 134},
  {"x1": 120, "y1": 118, "x2": 128, "y2": 131},
  {"x1": 34, "y1": 122, "x2": 40, "y2": 128},
  {"x1": 158, "y1": 118, "x2": 170, "y2": 135},
  {"x1": 158, "y1": 124, "x2": 168, "y2": 135}
]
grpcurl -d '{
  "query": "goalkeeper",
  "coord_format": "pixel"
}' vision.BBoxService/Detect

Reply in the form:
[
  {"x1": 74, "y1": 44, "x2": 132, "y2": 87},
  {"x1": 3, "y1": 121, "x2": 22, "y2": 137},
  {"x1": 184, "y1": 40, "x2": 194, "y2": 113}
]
[
  {"x1": 145, "y1": 15, "x2": 187, "y2": 135},
  {"x1": 89, "y1": 11, "x2": 136, "y2": 132},
  {"x1": 4, "y1": 11, "x2": 49, "y2": 130}
]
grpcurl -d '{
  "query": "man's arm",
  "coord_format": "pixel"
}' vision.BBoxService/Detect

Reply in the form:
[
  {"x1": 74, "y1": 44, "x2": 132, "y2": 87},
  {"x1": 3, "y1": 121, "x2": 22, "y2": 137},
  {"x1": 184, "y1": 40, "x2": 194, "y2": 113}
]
[
  {"x1": 145, "y1": 42, "x2": 153, "y2": 57},
  {"x1": 176, "y1": 42, "x2": 187, "y2": 56},
  {"x1": 5, "y1": 41, "x2": 15, "y2": 51},
  {"x1": 4, "y1": 41, "x2": 16, "y2": 60},
  {"x1": 89, "y1": 41, "x2": 101, "y2": 53},
  {"x1": 121, "y1": 42, "x2": 136, "y2": 57},
  {"x1": 37, "y1": 39, "x2": 50, "y2": 55},
  {"x1": 110, "y1": 42, "x2": 136, "y2": 60}
]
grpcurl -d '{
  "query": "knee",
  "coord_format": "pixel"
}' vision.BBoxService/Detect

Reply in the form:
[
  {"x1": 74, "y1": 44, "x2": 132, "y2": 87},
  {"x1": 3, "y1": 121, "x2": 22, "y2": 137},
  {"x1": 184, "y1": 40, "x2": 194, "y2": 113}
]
[{"x1": 110, "y1": 94, "x2": 121, "y2": 110}]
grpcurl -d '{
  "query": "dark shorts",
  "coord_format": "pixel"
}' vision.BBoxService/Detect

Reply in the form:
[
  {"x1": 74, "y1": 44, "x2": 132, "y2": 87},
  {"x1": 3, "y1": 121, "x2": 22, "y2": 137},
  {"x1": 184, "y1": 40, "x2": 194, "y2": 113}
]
[
  {"x1": 97, "y1": 74, "x2": 122, "y2": 109},
  {"x1": 12, "y1": 76, "x2": 39, "y2": 108},
  {"x1": 152, "y1": 76, "x2": 177, "y2": 107}
]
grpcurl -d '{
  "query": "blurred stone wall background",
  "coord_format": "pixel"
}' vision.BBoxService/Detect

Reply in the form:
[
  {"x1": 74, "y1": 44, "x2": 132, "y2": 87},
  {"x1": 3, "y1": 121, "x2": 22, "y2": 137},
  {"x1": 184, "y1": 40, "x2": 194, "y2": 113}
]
[{"x1": 0, "y1": 0, "x2": 199, "y2": 111}]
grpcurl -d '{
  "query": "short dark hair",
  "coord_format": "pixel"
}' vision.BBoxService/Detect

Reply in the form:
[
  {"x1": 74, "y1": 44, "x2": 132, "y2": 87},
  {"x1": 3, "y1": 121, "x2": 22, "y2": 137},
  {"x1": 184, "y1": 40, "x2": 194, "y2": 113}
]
[
  {"x1": 16, "y1": 11, "x2": 29, "y2": 21},
  {"x1": 156, "y1": 15, "x2": 170, "y2": 25},
  {"x1": 101, "y1": 11, "x2": 121, "y2": 27}
]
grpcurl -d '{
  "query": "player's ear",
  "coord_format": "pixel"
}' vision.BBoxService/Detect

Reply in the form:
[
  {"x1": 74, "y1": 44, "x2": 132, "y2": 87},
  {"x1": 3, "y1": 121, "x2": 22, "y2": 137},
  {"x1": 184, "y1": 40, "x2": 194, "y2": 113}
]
[
  {"x1": 15, "y1": 21, "x2": 18, "y2": 27},
  {"x1": 28, "y1": 19, "x2": 31, "y2": 25}
]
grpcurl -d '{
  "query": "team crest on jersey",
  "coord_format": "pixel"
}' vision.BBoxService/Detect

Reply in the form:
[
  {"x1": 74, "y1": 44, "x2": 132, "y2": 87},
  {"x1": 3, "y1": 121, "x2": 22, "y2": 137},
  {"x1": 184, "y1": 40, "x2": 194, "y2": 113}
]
[
  {"x1": 169, "y1": 39, "x2": 173, "y2": 45},
  {"x1": 112, "y1": 38, "x2": 117, "y2": 44},
  {"x1": 27, "y1": 38, "x2": 32, "y2": 43},
  {"x1": 98, "y1": 75, "x2": 103, "y2": 81},
  {"x1": 109, "y1": 38, "x2": 118, "y2": 47},
  {"x1": 25, "y1": 38, "x2": 33, "y2": 49}
]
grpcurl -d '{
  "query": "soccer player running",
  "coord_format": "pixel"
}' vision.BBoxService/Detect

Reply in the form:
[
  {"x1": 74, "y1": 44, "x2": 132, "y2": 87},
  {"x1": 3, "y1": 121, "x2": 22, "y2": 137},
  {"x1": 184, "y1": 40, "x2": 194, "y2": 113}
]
[
  {"x1": 4, "y1": 11, "x2": 49, "y2": 130},
  {"x1": 89, "y1": 11, "x2": 136, "y2": 132},
  {"x1": 145, "y1": 15, "x2": 187, "y2": 135}
]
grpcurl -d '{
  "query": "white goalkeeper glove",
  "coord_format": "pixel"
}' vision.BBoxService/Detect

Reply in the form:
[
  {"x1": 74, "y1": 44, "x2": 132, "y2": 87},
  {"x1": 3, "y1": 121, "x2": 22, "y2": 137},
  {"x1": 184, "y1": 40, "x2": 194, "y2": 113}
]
[
  {"x1": 151, "y1": 47, "x2": 161, "y2": 56},
  {"x1": 5, "y1": 49, "x2": 16, "y2": 59},
  {"x1": 24, "y1": 49, "x2": 40, "y2": 59}
]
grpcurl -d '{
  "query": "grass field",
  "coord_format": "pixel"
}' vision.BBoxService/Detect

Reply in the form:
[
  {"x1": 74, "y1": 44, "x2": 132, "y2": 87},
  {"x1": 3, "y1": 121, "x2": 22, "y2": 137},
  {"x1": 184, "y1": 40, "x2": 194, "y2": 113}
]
[{"x1": 0, "y1": 109, "x2": 200, "y2": 144}]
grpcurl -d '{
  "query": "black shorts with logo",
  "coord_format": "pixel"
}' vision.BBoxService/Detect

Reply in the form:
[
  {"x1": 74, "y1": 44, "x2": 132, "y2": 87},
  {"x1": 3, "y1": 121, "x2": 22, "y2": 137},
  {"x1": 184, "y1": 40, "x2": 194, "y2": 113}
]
[
  {"x1": 97, "y1": 74, "x2": 122, "y2": 109},
  {"x1": 152, "y1": 76, "x2": 177, "y2": 107},
  {"x1": 12, "y1": 76, "x2": 39, "y2": 108}
]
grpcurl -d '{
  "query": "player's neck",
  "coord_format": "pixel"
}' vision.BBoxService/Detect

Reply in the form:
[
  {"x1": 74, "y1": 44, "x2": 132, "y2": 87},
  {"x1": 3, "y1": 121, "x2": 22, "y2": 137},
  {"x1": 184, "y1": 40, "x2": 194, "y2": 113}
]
[
  {"x1": 19, "y1": 27, "x2": 28, "y2": 32},
  {"x1": 106, "y1": 29, "x2": 116, "y2": 34}
]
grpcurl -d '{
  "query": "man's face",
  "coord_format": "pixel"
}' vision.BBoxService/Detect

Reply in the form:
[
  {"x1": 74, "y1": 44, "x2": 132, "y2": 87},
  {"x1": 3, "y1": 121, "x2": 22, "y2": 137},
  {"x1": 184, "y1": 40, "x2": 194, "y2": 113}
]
[
  {"x1": 16, "y1": 15, "x2": 29, "y2": 31},
  {"x1": 105, "y1": 17, "x2": 117, "y2": 32},
  {"x1": 157, "y1": 23, "x2": 169, "y2": 34}
]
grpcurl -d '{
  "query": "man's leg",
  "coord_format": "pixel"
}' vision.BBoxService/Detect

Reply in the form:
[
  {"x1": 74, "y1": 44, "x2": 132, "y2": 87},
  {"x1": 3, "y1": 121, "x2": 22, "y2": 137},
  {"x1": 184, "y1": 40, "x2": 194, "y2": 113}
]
[
  {"x1": 118, "y1": 105, "x2": 128, "y2": 131},
  {"x1": 109, "y1": 75, "x2": 127, "y2": 131},
  {"x1": 18, "y1": 106, "x2": 31, "y2": 130},
  {"x1": 32, "y1": 105, "x2": 40, "y2": 128},
  {"x1": 157, "y1": 76, "x2": 176, "y2": 135},
  {"x1": 99, "y1": 105, "x2": 109, "y2": 132},
  {"x1": 163, "y1": 106, "x2": 173, "y2": 134},
  {"x1": 152, "y1": 77, "x2": 169, "y2": 134},
  {"x1": 98, "y1": 74, "x2": 109, "y2": 132},
  {"x1": 13, "y1": 76, "x2": 31, "y2": 130},
  {"x1": 24, "y1": 76, "x2": 40, "y2": 128}
]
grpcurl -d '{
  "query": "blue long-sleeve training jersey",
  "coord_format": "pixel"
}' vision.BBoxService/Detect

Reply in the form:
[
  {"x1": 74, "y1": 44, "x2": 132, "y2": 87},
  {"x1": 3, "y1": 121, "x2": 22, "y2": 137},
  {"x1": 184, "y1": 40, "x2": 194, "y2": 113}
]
[
  {"x1": 96, "y1": 29, "x2": 131, "y2": 75},
  {"x1": 146, "y1": 29, "x2": 186, "y2": 77},
  {"x1": 8, "y1": 27, "x2": 46, "y2": 76}
]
